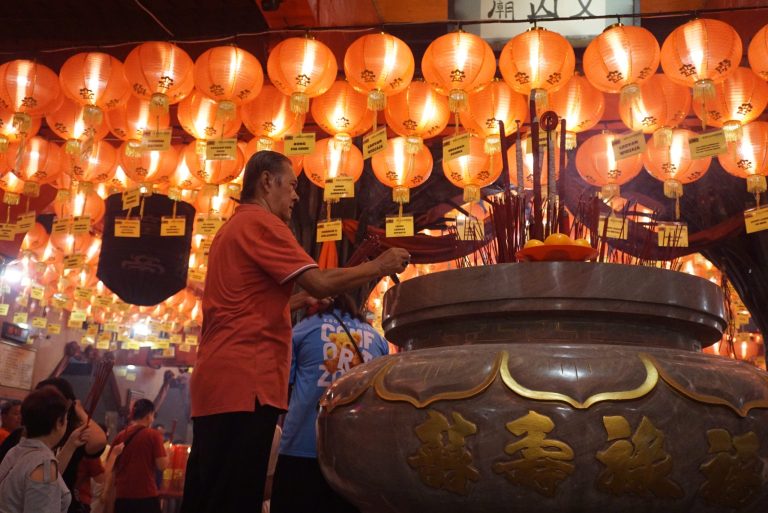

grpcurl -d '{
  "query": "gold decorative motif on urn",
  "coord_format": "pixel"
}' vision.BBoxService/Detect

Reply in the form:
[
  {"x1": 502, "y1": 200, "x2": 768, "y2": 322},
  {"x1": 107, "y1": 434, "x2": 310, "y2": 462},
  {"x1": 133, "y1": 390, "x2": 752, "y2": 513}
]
[{"x1": 699, "y1": 429, "x2": 763, "y2": 509}]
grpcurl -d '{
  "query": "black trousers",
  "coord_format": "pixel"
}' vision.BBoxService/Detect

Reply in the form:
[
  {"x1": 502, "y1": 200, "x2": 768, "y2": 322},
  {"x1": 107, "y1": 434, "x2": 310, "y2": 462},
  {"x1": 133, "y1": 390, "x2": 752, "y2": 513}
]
[
  {"x1": 271, "y1": 454, "x2": 359, "y2": 513},
  {"x1": 115, "y1": 497, "x2": 161, "y2": 513},
  {"x1": 180, "y1": 405, "x2": 280, "y2": 513}
]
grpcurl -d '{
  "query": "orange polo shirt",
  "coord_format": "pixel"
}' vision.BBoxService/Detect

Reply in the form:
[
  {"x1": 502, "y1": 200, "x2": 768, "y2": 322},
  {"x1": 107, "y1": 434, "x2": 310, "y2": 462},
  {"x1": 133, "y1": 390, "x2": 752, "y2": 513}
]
[{"x1": 191, "y1": 204, "x2": 318, "y2": 417}]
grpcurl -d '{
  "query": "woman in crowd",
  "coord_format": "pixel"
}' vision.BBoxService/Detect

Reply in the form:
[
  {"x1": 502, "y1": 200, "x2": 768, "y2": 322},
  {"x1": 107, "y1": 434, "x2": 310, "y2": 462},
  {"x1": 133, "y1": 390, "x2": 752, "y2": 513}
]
[{"x1": 0, "y1": 387, "x2": 81, "y2": 512}]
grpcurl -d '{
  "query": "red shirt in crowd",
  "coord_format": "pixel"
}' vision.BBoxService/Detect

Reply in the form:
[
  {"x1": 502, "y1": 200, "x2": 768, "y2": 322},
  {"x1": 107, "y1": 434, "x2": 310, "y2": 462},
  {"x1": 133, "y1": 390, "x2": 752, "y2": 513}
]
[
  {"x1": 75, "y1": 456, "x2": 105, "y2": 505},
  {"x1": 191, "y1": 204, "x2": 317, "y2": 417},
  {"x1": 112, "y1": 426, "x2": 166, "y2": 499}
]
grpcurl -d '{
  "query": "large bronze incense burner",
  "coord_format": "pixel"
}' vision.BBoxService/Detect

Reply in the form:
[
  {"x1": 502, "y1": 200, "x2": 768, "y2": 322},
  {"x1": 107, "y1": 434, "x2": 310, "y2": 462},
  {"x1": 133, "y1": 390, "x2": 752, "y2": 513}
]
[{"x1": 317, "y1": 262, "x2": 768, "y2": 513}]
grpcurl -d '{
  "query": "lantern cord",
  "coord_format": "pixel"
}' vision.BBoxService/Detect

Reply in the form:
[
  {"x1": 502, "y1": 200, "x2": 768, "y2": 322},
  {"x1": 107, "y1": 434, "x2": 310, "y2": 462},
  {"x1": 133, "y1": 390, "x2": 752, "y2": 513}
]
[
  {"x1": 25, "y1": 196, "x2": 30, "y2": 214},
  {"x1": 5, "y1": 205, "x2": 9, "y2": 224},
  {"x1": 140, "y1": 197, "x2": 146, "y2": 220},
  {"x1": 326, "y1": 201, "x2": 332, "y2": 222},
  {"x1": 172, "y1": 200, "x2": 178, "y2": 219},
  {"x1": 398, "y1": 201, "x2": 403, "y2": 218},
  {"x1": 675, "y1": 196, "x2": 680, "y2": 221},
  {"x1": 454, "y1": 112, "x2": 460, "y2": 136},
  {"x1": 127, "y1": 206, "x2": 133, "y2": 220},
  {"x1": 133, "y1": 0, "x2": 175, "y2": 38}
]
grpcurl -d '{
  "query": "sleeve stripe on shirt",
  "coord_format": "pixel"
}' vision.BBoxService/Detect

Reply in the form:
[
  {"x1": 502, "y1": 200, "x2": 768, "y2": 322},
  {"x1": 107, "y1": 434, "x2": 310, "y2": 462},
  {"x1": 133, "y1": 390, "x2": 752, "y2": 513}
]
[{"x1": 280, "y1": 263, "x2": 319, "y2": 285}]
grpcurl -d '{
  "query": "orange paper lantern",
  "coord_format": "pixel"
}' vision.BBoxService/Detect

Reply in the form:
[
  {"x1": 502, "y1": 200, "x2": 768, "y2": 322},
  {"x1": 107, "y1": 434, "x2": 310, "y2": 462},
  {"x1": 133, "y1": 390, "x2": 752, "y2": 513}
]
[
  {"x1": 311, "y1": 80, "x2": 374, "y2": 145},
  {"x1": 21, "y1": 222, "x2": 49, "y2": 255},
  {"x1": 53, "y1": 189, "x2": 106, "y2": 225},
  {"x1": 660, "y1": 18, "x2": 741, "y2": 123},
  {"x1": 421, "y1": 31, "x2": 496, "y2": 112},
  {"x1": 691, "y1": 67, "x2": 768, "y2": 142},
  {"x1": 64, "y1": 139, "x2": 118, "y2": 183},
  {"x1": 499, "y1": 28, "x2": 575, "y2": 107},
  {"x1": 194, "y1": 184, "x2": 237, "y2": 218},
  {"x1": 193, "y1": 46, "x2": 263, "y2": 109},
  {"x1": 267, "y1": 36, "x2": 338, "y2": 114},
  {"x1": 748, "y1": 23, "x2": 768, "y2": 81},
  {"x1": 643, "y1": 128, "x2": 711, "y2": 213},
  {"x1": 718, "y1": 121, "x2": 768, "y2": 195},
  {"x1": 460, "y1": 79, "x2": 528, "y2": 154},
  {"x1": 304, "y1": 137, "x2": 364, "y2": 189},
  {"x1": 442, "y1": 136, "x2": 502, "y2": 202},
  {"x1": 168, "y1": 145, "x2": 204, "y2": 190},
  {"x1": 0, "y1": 103, "x2": 41, "y2": 149},
  {"x1": 241, "y1": 85, "x2": 305, "y2": 151},
  {"x1": 385, "y1": 79, "x2": 450, "y2": 152},
  {"x1": 546, "y1": 73, "x2": 605, "y2": 149},
  {"x1": 8, "y1": 136, "x2": 62, "y2": 187},
  {"x1": 618, "y1": 73, "x2": 690, "y2": 145},
  {"x1": 177, "y1": 89, "x2": 242, "y2": 141},
  {"x1": 183, "y1": 141, "x2": 244, "y2": 185},
  {"x1": 583, "y1": 24, "x2": 659, "y2": 109},
  {"x1": 46, "y1": 96, "x2": 110, "y2": 153},
  {"x1": 575, "y1": 132, "x2": 644, "y2": 198},
  {"x1": 58, "y1": 52, "x2": 130, "y2": 129},
  {"x1": 0, "y1": 60, "x2": 61, "y2": 117},
  {"x1": 124, "y1": 42, "x2": 194, "y2": 110},
  {"x1": 344, "y1": 33, "x2": 414, "y2": 111},
  {"x1": 372, "y1": 136, "x2": 433, "y2": 203},
  {"x1": 106, "y1": 95, "x2": 170, "y2": 148},
  {"x1": 119, "y1": 142, "x2": 179, "y2": 185}
]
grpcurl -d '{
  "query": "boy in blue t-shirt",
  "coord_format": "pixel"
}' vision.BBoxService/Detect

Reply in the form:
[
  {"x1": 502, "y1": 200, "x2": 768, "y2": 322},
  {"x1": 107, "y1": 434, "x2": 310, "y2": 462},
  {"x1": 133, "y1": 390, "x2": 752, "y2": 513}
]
[{"x1": 271, "y1": 295, "x2": 389, "y2": 513}]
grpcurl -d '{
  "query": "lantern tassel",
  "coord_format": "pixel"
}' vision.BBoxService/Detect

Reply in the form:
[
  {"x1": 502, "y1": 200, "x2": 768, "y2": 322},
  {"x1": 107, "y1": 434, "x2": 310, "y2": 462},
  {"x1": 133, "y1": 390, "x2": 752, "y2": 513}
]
[
  {"x1": 464, "y1": 184, "x2": 480, "y2": 203},
  {"x1": 368, "y1": 90, "x2": 386, "y2": 111},
  {"x1": 693, "y1": 79, "x2": 716, "y2": 130},
  {"x1": 216, "y1": 100, "x2": 237, "y2": 124},
  {"x1": 619, "y1": 83, "x2": 641, "y2": 115},
  {"x1": 653, "y1": 127, "x2": 673, "y2": 148},
  {"x1": 406, "y1": 136, "x2": 422, "y2": 155},
  {"x1": 601, "y1": 184, "x2": 620, "y2": 201},
  {"x1": 290, "y1": 92, "x2": 310, "y2": 114},
  {"x1": 448, "y1": 89, "x2": 468, "y2": 113},
  {"x1": 257, "y1": 137, "x2": 275, "y2": 152},
  {"x1": 150, "y1": 93, "x2": 170, "y2": 116},
  {"x1": 722, "y1": 121, "x2": 742, "y2": 143},
  {"x1": 664, "y1": 179, "x2": 683, "y2": 221},
  {"x1": 485, "y1": 135, "x2": 501, "y2": 155}
]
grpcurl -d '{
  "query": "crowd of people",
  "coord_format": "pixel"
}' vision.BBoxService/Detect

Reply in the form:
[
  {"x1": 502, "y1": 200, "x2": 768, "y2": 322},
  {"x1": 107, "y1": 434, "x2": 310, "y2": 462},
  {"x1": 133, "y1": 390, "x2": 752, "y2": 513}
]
[
  {"x1": 0, "y1": 384, "x2": 168, "y2": 513},
  {"x1": 0, "y1": 151, "x2": 408, "y2": 513}
]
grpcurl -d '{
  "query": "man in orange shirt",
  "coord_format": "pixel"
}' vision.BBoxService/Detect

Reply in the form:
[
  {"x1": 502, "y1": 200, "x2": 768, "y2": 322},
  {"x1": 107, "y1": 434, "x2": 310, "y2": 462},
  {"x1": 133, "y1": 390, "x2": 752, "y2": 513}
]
[
  {"x1": 181, "y1": 151, "x2": 409, "y2": 513},
  {"x1": 0, "y1": 400, "x2": 21, "y2": 445}
]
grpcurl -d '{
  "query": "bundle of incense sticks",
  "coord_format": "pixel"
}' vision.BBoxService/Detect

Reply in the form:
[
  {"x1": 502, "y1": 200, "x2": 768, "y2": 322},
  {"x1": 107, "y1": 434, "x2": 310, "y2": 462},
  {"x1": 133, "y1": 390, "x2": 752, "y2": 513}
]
[{"x1": 84, "y1": 359, "x2": 114, "y2": 421}]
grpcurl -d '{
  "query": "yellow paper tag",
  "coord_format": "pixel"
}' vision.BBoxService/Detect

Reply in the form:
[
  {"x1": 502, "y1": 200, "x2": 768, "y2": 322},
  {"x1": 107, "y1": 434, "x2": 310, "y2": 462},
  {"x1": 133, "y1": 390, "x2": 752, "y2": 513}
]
[
  {"x1": 688, "y1": 130, "x2": 727, "y2": 158},
  {"x1": 363, "y1": 127, "x2": 388, "y2": 160},
  {"x1": 0, "y1": 224, "x2": 16, "y2": 241},
  {"x1": 658, "y1": 222, "x2": 689, "y2": 247},
  {"x1": 115, "y1": 218, "x2": 141, "y2": 238},
  {"x1": 186, "y1": 334, "x2": 198, "y2": 346},
  {"x1": 140, "y1": 129, "x2": 172, "y2": 152},
  {"x1": 17, "y1": 295, "x2": 28, "y2": 308},
  {"x1": 744, "y1": 207, "x2": 768, "y2": 234},
  {"x1": 32, "y1": 317, "x2": 47, "y2": 329},
  {"x1": 64, "y1": 254, "x2": 85, "y2": 269},
  {"x1": 122, "y1": 189, "x2": 141, "y2": 210},
  {"x1": 47, "y1": 323, "x2": 61, "y2": 335},
  {"x1": 442, "y1": 133, "x2": 470, "y2": 162},
  {"x1": 188, "y1": 268, "x2": 206, "y2": 282},
  {"x1": 12, "y1": 312, "x2": 28, "y2": 324},
  {"x1": 457, "y1": 216, "x2": 485, "y2": 241},
  {"x1": 611, "y1": 131, "x2": 646, "y2": 159},
  {"x1": 284, "y1": 133, "x2": 316, "y2": 155},
  {"x1": 52, "y1": 219, "x2": 70, "y2": 235},
  {"x1": 0, "y1": 304, "x2": 9, "y2": 316},
  {"x1": 114, "y1": 301, "x2": 130, "y2": 312},
  {"x1": 169, "y1": 334, "x2": 182, "y2": 344},
  {"x1": 52, "y1": 297, "x2": 67, "y2": 309},
  {"x1": 72, "y1": 216, "x2": 91, "y2": 234},
  {"x1": 736, "y1": 312, "x2": 751, "y2": 327},
  {"x1": 86, "y1": 324, "x2": 98, "y2": 336},
  {"x1": 205, "y1": 138, "x2": 238, "y2": 160},
  {"x1": 94, "y1": 296, "x2": 113, "y2": 308},
  {"x1": 96, "y1": 340, "x2": 110, "y2": 350},
  {"x1": 70, "y1": 310, "x2": 87, "y2": 322},
  {"x1": 323, "y1": 176, "x2": 355, "y2": 201},
  {"x1": 30, "y1": 286, "x2": 45, "y2": 300},
  {"x1": 385, "y1": 215, "x2": 415, "y2": 238},
  {"x1": 161, "y1": 217, "x2": 186, "y2": 236},
  {"x1": 156, "y1": 339, "x2": 170, "y2": 350},
  {"x1": 316, "y1": 219, "x2": 343, "y2": 242},
  {"x1": 103, "y1": 322, "x2": 118, "y2": 333},
  {"x1": 126, "y1": 372, "x2": 137, "y2": 382},
  {"x1": 195, "y1": 217, "x2": 225, "y2": 236},
  {"x1": 598, "y1": 216, "x2": 629, "y2": 240},
  {"x1": 16, "y1": 211, "x2": 36, "y2": 233},
  {"x1": 162, "y1": 347, "x2": 175, "y2": 358},
  {"x1": 179, "y1": 343, "x2": 191, "y2": 353},
  {"x1": 74, "y1": 287, "x2": 93, "y2": 302},
  {"x1": 199, "y1": 239, "x2": 213, "y2": 255}
]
